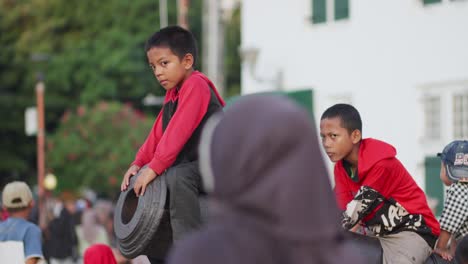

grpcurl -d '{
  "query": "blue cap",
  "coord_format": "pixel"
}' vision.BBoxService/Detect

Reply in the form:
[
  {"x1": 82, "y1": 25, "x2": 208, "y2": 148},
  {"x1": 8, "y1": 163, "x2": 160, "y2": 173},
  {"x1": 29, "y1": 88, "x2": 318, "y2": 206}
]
[{"x1": 438, "y1": 140, "x2": 468, "y2": 182}]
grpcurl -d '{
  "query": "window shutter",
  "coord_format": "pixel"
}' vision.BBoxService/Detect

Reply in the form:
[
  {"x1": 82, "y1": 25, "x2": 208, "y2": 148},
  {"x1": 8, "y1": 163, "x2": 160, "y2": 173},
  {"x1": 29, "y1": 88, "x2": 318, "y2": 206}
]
[
  {"x1": 334, "y1": 0, "x2": 349, "y2": 20},
  {"x1": 425, "y1": 157, "x2": 444, "y2": 216},
  {"x1": 312, "y1": 0, "x2": 326, "y2": 24},
  {"x1": 423, "y1": 0, "x2": 442, "y2": 5}
]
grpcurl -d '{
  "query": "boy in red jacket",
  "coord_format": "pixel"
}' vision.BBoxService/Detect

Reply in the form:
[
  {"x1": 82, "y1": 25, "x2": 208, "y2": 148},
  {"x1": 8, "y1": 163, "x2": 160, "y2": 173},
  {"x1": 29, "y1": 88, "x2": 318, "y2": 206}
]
[
  {"x1": 120, "y1": 26, "x2": 225, "y2": 251},
  {"x1": 319, "y1": 103, "x2": 440, "y2": 264}
]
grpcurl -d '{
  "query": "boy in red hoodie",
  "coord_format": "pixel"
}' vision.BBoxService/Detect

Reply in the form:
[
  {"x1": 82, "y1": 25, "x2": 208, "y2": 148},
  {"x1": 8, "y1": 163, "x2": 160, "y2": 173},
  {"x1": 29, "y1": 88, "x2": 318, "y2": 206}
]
[
  {"x1": 120, "y1": 26, "x2": 225, "y2": 262},
  {"x1": 319, "y1": 104, "x2": 440, "y2": 264}
]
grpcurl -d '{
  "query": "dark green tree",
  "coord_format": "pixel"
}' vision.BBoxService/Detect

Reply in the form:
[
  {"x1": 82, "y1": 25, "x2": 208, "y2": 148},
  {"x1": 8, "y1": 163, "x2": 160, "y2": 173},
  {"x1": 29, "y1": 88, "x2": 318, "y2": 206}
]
[{"x1": 0, "y1": 1, "x2": 39, "y2": 186}]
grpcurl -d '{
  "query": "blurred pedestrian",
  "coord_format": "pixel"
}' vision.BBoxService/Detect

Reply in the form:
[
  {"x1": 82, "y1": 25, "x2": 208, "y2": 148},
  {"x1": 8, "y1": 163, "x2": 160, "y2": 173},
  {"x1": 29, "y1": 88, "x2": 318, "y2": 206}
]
[
  {"x1": 76, "y1": 208, "x2": 110, "y2": 257},
  {"x1": 46, "y1": 191, "x2": 79, "y2": 264},
  {"x1": 83, "y1": 244, "x2": 116, "y2": 264},
  {"x1": 0, "y1": 181, "x2": 44, "y2": 264}
]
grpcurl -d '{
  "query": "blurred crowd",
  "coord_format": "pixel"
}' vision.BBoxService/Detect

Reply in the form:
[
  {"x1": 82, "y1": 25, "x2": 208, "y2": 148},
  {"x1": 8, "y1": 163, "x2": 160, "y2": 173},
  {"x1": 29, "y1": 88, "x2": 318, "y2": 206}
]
[{"x1": 1, "y1": 189, "x2": 149, "y2": 264}]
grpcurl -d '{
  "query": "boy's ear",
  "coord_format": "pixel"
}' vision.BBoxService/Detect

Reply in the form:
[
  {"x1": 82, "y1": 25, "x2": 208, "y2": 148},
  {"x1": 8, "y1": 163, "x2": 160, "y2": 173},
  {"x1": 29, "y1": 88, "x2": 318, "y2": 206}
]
[
  {"x1": 182, "y1": 53, "x2": 194, "y2": 70},
  {"x1": 351, "y1": 129, "x2": 362, "y2": 144}
]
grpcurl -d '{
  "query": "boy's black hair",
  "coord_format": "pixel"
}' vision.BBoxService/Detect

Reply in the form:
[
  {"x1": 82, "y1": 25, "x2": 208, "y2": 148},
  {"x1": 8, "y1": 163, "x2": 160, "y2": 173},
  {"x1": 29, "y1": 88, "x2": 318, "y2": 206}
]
[
  {"x1": 145, "y1": 25, "x2": 198, "y2": 67},
  {"x1": 456, "y1": 235, "x2": 468, "y2": 264},
  {"x1": 320, "y1": 103, "x2": 362, "y2": 134}
]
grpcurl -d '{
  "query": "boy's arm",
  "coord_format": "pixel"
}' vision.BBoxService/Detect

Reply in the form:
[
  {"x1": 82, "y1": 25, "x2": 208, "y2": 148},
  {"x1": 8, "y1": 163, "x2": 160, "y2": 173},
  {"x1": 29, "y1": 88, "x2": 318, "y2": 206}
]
[
  {"x1": 341, "y1": 166, "x2": 389, "y2": 230},
  {"x1": 26, "y1": 257, "x2": 41, "y2": 264},
  {"x1": 342, "y1": 186, "x2": 386, "y2": 229},
  {"x1": 24, "y1": 225, "x2": 44, "y2": 264},
  {"x1": 132, "y1": 110, "x2": 164, "y2": 168},
  {"x1": 436, "y1": 184, "x2": 468, "y2": 255},
  {"x1": 434, "y1": 230, "x2": 453, "y2": 260},
  {"x1": 148, "y1": 78, "x2": 212, "y2": 175}
]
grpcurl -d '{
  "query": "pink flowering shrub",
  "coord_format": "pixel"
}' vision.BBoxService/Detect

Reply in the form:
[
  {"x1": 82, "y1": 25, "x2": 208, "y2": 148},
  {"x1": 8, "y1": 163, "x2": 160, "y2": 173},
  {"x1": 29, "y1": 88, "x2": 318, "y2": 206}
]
[{"x1": 47, "y1": 101, "x2": 153, "y2": 197}]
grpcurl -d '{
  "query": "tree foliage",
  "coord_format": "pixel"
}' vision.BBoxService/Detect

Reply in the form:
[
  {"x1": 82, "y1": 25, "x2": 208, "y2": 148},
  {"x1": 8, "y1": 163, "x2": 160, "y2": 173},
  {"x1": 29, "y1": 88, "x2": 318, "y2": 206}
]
[
  {"x1": 0, "y1": 0, "x2": 39, "y2": 185},
  {"x1": 46, "y1": 102, "x2": 153, "y2": 197}
]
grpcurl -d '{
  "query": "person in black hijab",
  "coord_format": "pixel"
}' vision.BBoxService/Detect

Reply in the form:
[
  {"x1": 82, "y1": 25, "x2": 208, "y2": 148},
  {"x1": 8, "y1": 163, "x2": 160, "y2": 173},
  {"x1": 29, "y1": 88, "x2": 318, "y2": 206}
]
[{"x1": 167, "y1": 95, "x2": 364, "y2": 264}]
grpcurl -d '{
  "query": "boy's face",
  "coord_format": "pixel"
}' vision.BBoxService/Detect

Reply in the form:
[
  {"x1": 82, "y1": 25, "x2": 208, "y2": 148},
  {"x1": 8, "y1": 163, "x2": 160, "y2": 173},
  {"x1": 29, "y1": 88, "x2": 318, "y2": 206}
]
[
  {"x1": 320, "y1": 117, "x2": 360, "y2": 163},
  {"x1": 440, "y1": 162, "x2": 452, "y2": 186},
  {"x1": 147, "y1": 46, "x2": 193, "y2": 91}
]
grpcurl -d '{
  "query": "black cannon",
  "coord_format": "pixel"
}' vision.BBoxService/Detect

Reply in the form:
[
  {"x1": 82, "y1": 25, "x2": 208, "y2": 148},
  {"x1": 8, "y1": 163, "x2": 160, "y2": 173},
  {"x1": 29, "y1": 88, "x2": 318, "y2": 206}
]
[
  {"x1": 114, "y1": 166, "x2": 208, "y2": 260},
  {"x1": 114, "y1": 169, "x2": 172, "y2": 259}
]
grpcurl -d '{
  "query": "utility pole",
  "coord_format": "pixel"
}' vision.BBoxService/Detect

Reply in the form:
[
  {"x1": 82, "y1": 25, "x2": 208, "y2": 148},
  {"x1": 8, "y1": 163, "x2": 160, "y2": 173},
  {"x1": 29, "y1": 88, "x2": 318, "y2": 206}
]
[
  {"x1": 177, "y1": 0, "x2": 190, "y2": 29},
  {"x1": 30, "y1": 52, "x2": 49, "y2": 227},
  {"x1": 202, "y1": 0, "x2": 224, "y2": 95},
  {"x1": 35, "y1": 75, "x2": 45, "y2": 227},
  {"x1": 160, "y1": 0, "x2": 168, "y2": 28}
]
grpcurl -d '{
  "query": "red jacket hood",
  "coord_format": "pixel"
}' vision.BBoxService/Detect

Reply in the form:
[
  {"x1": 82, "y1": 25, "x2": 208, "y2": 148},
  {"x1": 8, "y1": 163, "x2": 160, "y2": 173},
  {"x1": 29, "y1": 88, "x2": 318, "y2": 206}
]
[
  {"x1": 192, "y1": 71, "x2": 226, "y2": 106},
  {"x1": 356, "y1": 138, "x2": 396, "y2": 181}
]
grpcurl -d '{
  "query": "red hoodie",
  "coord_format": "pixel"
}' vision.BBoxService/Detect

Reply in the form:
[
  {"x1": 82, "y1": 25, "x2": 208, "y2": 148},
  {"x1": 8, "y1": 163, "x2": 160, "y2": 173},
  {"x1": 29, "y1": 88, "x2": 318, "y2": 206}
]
[
  {"x1": 132, "y1": 71, "x2": 225, "y2": 174},
  {"x1": 334, "y1": 138, "x2": 440, "y2": 246}
]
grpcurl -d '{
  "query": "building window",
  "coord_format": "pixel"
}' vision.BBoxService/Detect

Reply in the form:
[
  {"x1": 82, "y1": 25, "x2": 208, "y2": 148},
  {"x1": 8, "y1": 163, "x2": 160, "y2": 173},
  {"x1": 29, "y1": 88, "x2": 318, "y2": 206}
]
[
  {"x1": 423, "y1": 0, "x2": 442, "y2": 5},
  {"x1": 453, "y1": 93, "x2": 468, "y2": 138},
  {"x1": 334, "y1": 0, "x2": 349, "y2": 20},
  {"x1": 312, "y1": 0, "x2": 349, "y2": 24},
  {"x1": 312, "y1": 0, "x2": 326, "y2": 24},
  {"x1": 424, "y1": 96, "x2": 441, "y2": 140}
]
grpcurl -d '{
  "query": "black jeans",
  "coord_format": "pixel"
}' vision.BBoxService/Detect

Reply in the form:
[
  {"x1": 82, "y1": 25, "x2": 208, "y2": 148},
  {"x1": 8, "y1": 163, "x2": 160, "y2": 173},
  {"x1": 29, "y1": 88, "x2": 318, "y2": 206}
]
[
  {"x1": 165, "y1": 161, "x2": 202, "y2": 241},
  {"x1": 146, "y1": 162, "x2": 202, "y2": 262}
]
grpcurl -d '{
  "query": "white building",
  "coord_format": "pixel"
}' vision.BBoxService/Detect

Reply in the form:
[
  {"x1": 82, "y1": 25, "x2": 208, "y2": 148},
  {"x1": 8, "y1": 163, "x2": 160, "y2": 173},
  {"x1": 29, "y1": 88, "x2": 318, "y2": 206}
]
[{"x1": 241, "y1": 0, "x2": 468, "y2": 213}]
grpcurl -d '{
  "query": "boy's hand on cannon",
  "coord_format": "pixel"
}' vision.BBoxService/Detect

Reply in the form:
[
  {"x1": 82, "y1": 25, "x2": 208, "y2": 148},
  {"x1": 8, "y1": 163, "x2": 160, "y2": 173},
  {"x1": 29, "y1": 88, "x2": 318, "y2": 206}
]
[
  {"x1": 133, "y1": 167, "x2": 157, "y2": 197},
  {"x1": 433, "y1": 248, "x2": 453, "y2": 261},
  {"x1": 121, "y1": 165, "x2": 141, "y2": 191}
]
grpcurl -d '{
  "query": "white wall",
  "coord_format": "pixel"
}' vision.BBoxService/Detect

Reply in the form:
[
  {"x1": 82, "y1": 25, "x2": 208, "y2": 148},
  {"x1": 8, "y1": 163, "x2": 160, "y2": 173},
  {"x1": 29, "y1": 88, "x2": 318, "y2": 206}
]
[{"x1": 241, "y1": 0, "x2": 468, "y2": 186}]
